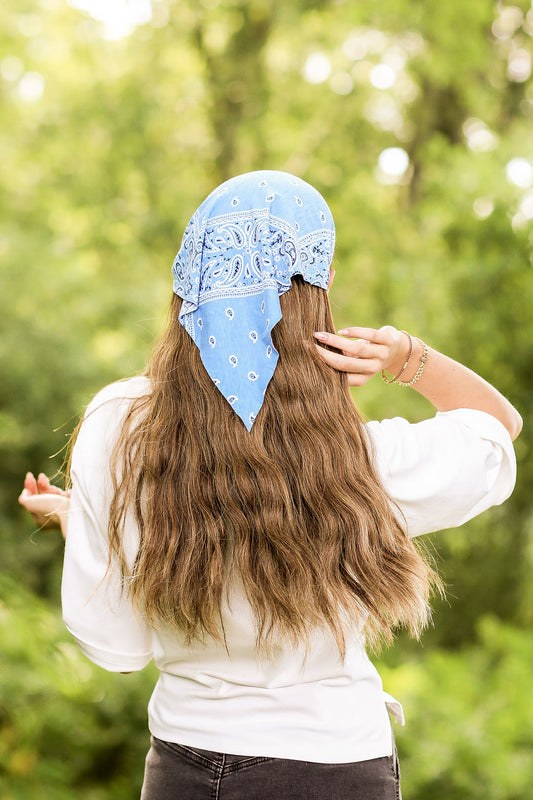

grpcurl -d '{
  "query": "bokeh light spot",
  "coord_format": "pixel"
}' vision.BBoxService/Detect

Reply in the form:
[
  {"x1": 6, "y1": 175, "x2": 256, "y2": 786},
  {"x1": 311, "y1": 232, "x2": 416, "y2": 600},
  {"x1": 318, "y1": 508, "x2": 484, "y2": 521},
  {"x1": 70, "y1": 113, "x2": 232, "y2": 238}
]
[
  {"x1": 507, "y1": 50, "x2": 532, "y2": 83},
  {"x1": 68, "y1": 0, "x2": 152, "y2": 40},
  {"x1": 303, "y1": 52, "x2": 332, "y2": 84},
  {"x1": 519, "y1": 191, "x2": 533, "y2": 220},
  {"x1": 369, "y1": 63, "x2": 396, "y2": 90},
  {"x1": 329, "y1": 71, "x2": 354, "y2": 95},
  {"x1": 463, "y1": 118, "x2": 498, "y2": 153},
  {"x1": 492, "y1": 6, "x2": 523, "y2": 39},
  {"x1": 1, "y1": 56, "x2": 24, "y2": 82},
  {"x1": 18, "y1": 72, "x2": 45, "y2": 102},
  {"x1": 473, "y1": 198, "x2": 495, "y2": 219},
  {"x1": 506, "y1": 158, "x2": 533, "y2": 189},
  {"x1": 342, "y1": 33, "x2": 367, "y2": 61},
  {"x1": 377, "y1": 147, "x2": 410, "y2": 183}
]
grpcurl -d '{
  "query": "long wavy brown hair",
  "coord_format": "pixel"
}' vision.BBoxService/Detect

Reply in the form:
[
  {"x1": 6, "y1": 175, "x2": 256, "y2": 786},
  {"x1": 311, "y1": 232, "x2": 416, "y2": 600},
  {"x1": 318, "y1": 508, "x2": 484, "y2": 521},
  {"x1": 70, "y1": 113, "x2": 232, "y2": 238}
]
[{"x1": 106, "y1": 277, "x2": 439, "y2": 655}]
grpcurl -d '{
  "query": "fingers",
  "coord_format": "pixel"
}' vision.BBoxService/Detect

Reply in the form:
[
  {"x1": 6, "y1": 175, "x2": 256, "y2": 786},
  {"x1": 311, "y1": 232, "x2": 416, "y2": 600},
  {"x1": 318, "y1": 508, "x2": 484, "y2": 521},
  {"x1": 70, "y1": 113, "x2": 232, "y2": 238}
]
[
  {"x1": 314, "y1": 345, "x2": 382, "y2": 388},
  {"x1": 313, "y1": 331, "x2": 389, "y2": 360},
  {"x1": 315, "y1": 344, "x2": 381, "y2": 374},
  {"x1": 336, "y1": 325, "x2": 397, "y2": 345},
  {"x1": 37, "y1": 473, "x2": 51, "y2": 492},
  {"x1": 18, "y1": 488, "x2": 32, "y2": 508},
  {"x1": 347, "y1": 373, "x2": 373, "y2": 387},
  {"x1": 23, "y1": 471, "x2": 65, "y2": 496},
  {"x1": 313, "y1": 331, "x2": 388, "y2": 377},
  {"x1": 37, "y1": 473, "x2": 64, "y2": 495},
  {"x1": 24, "y1": 472, "x2": 38, "y2": 495},
  {"x1": 313, "y1": 327, "x2": 400, "y2": 385}
]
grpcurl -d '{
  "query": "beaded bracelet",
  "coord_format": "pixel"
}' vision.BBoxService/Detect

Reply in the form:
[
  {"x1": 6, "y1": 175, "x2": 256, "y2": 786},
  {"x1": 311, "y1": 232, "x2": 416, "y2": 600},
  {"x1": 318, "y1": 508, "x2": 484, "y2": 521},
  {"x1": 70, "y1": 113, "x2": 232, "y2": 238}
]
[
  {"x1": 396, "y1": 340, "x2": 428, "y2": 387},
  {"x1": 381, "y1": 332, "x2": 413, "y2": 385}
]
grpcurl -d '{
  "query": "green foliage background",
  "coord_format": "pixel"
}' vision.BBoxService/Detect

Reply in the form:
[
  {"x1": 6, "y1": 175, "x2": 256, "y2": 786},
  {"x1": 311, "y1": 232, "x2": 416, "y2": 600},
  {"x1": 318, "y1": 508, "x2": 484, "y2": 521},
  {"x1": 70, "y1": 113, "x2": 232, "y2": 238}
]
[{"x1": 1, "y1": 0, "x2": 532, "y2": 796}]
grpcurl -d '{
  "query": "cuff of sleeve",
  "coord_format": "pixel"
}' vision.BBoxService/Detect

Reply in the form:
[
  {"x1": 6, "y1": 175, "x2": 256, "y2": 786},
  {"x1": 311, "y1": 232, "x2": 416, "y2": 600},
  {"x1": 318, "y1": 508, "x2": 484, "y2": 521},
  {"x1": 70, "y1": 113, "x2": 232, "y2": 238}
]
[
  {"x1": 437, "y1": 406, "x2": 515, "y2": 469},
  {"x1": 65, "y1": 624, "x2": 153, "y2": 672},
  {"x1": 436, "y1": 407, "x2": 516, "y2": 505},
  {"x1": 435, "y1": 408, "x2": 512, "y2": 449}
]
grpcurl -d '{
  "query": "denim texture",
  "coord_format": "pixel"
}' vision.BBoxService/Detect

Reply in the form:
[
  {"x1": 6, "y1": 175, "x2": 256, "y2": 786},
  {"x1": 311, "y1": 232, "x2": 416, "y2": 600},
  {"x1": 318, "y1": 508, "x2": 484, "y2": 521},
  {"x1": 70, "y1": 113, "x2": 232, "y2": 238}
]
[{"x1": 140, "y1": 735, "x2": 402, "y2": 800}]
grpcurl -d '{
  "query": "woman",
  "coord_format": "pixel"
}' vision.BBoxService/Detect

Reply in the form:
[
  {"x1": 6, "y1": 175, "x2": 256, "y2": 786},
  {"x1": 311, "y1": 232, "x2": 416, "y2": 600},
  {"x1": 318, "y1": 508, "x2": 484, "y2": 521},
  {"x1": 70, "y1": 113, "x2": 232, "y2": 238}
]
[{"x1": 20, "y1": 170, "x2": 521, "y2": 800}]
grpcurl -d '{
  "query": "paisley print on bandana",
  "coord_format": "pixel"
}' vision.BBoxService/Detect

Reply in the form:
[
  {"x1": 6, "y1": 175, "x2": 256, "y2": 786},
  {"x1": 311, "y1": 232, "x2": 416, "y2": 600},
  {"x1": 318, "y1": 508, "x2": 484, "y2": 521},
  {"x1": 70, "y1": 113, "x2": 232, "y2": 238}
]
[{"x1": 171, "y1": 170, "x2": 335, "y2": 430}]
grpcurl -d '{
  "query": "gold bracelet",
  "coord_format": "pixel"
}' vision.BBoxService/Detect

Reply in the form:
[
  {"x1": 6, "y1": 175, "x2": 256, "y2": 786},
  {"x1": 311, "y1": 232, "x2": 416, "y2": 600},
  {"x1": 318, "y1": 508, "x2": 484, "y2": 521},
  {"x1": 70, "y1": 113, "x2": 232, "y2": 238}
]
[
  {"x1": 396, "y1": 340, "x2": 428, "y2": 387},
  {"x1": 382, "y1": 332, "x2": 413, "y2": 384}
]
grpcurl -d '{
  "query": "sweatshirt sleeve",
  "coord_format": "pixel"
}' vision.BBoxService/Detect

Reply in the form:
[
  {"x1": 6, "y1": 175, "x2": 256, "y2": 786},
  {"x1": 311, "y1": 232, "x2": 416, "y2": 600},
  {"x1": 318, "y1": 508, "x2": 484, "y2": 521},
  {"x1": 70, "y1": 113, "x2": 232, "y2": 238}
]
[
  {"x1": 61, "y1": 379, "x2": 153, "y2": 671},
  {"x1": 366, "y1": 408, "x2": 517, "y2": 538}
]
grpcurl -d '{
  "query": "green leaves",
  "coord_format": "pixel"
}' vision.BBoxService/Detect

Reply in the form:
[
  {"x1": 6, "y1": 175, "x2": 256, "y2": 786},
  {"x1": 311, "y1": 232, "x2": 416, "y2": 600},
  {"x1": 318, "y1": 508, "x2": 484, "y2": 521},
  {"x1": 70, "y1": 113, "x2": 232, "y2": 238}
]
[
  {"x1": 380, "y1": 618, "x2": 533, "y2": 799},
  {"x1": 0, "y1": 573, "x2": 157, "y2": 798},
  {"x1": 2, "y1": 1, "x2": 532, "y2": 797}
]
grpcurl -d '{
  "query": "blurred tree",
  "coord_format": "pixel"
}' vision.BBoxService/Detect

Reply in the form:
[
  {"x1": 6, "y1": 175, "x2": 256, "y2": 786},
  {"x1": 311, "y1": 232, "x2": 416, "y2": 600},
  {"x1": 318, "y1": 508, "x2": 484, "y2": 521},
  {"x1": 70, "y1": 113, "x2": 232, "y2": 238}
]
[
  {"x1": 0, "y1": 574, "x2": 155, "y2": 798},
  {"x1": 1, "y1": 0, "x2": 533, "y2": 796},
  {"x1": 380, "y1": 617, "x2": 533, "y2": 799}
]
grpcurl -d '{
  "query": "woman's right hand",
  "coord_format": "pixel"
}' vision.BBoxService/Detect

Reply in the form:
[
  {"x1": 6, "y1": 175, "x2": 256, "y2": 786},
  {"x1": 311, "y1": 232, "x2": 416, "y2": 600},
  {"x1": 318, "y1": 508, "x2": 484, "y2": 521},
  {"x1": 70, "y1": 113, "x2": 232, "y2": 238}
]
[
  {"x1": 19, "y1": 472, "x2": 70, "y2": 538},
  {"x1": 313, "y1": 326, "x2": 409, "y2": 386}
]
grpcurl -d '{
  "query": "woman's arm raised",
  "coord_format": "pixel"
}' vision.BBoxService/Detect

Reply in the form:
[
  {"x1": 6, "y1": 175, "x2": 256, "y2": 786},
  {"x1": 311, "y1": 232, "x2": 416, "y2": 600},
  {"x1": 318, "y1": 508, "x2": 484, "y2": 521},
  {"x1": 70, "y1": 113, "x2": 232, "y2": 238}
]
[{"x1": 314, "y1": 326, "x2": 522, "y2": 441}]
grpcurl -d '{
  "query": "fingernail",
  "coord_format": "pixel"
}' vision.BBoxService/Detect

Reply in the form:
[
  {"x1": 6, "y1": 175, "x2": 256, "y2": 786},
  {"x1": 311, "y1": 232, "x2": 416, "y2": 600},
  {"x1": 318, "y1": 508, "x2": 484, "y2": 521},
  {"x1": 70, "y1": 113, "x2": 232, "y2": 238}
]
[
  {"x1": 337, "y1": 329, "x2": 348, "y2": 336},
  {"x1": 313, "y1": 332, "x2": 327, "y2": 341}
]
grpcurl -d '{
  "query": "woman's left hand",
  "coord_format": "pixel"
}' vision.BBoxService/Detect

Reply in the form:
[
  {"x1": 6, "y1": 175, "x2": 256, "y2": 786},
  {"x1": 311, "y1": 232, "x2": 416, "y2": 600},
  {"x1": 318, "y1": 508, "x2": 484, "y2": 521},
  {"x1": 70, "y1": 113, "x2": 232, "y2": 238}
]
[
  {"x1": 18, "y1": 472, "x2": 70, "y2": 536},
  {"x1": 313, "y1": 326, "x2": 408, "y2": 386}
]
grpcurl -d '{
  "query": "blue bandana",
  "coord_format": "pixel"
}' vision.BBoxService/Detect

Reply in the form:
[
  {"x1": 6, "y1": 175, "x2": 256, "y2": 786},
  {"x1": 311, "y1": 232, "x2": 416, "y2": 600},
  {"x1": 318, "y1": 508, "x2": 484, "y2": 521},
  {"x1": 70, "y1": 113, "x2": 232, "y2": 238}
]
[{"x1": 171, "y1": 170, "x2": 335, "y2": 430}]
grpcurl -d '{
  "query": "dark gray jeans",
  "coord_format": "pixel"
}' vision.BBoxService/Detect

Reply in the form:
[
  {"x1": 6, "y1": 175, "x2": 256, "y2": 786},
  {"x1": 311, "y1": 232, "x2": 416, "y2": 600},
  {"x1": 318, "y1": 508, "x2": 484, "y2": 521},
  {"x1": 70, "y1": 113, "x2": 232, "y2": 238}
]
[{"x1": 140, "y1": 736, "x2": 402, "y2": 800}]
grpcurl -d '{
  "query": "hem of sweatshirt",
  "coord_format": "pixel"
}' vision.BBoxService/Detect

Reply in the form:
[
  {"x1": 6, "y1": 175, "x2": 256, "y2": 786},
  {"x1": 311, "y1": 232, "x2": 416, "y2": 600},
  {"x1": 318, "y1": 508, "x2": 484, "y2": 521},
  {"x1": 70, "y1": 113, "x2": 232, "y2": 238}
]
[{"x1": 146, "y1": 721, "x2": 394, "y2": 764}]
